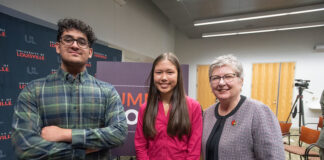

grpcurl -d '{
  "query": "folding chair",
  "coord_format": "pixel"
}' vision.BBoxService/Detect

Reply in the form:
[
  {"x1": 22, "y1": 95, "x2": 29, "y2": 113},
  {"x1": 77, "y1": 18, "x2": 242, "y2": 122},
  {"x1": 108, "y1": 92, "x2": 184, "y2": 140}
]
[
  {"x1": 279, "y1": 122, "x2": 292, "y2": 144},
  {"x1": 284, "y1": 126, "x2": 320, "y2": 160}
]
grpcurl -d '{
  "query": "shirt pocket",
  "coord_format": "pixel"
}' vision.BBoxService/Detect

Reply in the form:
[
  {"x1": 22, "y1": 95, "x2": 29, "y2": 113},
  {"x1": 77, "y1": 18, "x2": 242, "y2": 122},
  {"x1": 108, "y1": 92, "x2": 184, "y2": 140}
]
[{"x1": 82, "y1": 97, "x2": 106, "y2": 127}]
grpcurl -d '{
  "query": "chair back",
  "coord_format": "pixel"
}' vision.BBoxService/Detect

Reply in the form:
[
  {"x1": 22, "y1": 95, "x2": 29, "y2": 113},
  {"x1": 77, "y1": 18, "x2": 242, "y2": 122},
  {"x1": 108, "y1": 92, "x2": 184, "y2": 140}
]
[
  {"x1": 318, "y1": 116, "x2": 323, "y2": 130},
  {"x1": 300, "y1": 126, "x2": 320, "y2": 144},
  {"x1": 279, "y1": 122, "x2": 292, "y2": 135}
]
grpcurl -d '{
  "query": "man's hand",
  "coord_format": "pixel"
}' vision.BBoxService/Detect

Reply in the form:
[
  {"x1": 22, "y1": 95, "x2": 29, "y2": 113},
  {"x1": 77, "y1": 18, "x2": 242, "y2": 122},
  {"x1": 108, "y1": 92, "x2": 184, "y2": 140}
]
[{"x1": 41, "y1": 126, "x2": 72, "y2": 142}]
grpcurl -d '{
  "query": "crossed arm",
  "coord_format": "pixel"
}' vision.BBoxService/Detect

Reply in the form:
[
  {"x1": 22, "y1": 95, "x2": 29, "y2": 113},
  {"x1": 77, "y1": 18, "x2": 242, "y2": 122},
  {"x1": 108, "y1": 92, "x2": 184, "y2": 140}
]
[{"x1": 41, "y1": 126, "x2": 99, "y2": 154}]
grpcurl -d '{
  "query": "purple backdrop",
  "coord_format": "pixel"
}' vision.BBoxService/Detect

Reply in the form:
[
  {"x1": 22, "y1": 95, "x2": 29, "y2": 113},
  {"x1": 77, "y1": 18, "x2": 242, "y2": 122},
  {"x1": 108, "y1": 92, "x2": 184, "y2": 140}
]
[{"x1": 96, "y1": 61, "x2": 189, "y2": 156}]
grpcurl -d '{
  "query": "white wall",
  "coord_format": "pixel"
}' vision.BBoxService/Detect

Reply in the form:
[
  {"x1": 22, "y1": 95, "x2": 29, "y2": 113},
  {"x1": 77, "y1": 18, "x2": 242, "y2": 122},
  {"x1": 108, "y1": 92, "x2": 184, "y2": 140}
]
[
  {"x1": 175, "y1": 28, "x2": 324, "y2": 128},
  {"x1": 0, "y1": 0, "x2": 175, "y2": 59}
]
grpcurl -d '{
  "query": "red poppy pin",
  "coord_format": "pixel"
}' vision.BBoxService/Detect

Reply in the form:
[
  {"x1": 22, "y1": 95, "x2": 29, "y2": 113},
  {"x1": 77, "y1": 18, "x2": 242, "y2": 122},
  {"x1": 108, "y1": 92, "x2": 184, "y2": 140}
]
[{"x1": 231, "y1": 120, "x2": 236, "y2": 126}]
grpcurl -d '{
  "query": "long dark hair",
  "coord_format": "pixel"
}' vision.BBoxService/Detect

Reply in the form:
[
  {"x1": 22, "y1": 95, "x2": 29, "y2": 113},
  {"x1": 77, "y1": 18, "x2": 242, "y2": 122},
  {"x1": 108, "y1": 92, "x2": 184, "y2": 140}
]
[{"x1": 143, "y1": 52, "x2": 190, "y2": 139}]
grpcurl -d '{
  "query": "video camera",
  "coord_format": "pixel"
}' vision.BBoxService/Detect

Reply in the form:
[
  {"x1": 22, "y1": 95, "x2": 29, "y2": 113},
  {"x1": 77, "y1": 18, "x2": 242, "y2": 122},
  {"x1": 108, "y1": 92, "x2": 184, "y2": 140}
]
[{"x1": 294, "y1": 79, "x2": 310, "y2": 89}]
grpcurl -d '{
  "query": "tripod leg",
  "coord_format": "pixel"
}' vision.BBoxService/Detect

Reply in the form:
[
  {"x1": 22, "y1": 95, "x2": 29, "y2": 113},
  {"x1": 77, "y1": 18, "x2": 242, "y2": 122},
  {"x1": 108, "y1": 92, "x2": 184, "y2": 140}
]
[{"x1": 286, "y1": 95, "x2": 299, "y2": 123}]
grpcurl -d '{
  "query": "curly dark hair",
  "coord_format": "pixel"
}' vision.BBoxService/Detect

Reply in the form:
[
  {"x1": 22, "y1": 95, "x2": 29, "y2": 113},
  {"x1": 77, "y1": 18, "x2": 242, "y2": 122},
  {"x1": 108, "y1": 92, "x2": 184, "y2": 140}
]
[{"x1": 56, "y1": 18, "x2": 96, "y2": 47}]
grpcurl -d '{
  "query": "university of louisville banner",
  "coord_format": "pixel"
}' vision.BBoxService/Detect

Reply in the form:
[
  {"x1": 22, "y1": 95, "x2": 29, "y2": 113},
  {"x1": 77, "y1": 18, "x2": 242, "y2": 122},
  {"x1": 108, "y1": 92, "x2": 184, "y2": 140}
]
[
  {"x1": 96, "y1": 61, "x2": 189, "y2": 156},
  {"x1": 0, "y1": 12, "x2": 121, "y2": 159}
]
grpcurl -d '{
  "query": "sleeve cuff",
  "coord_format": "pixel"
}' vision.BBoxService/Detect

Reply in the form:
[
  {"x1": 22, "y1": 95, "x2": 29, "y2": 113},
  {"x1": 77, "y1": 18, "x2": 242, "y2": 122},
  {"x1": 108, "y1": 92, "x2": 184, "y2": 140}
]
[{"x1": 72, "y1": 129, "x2": 86, "y2": 148}]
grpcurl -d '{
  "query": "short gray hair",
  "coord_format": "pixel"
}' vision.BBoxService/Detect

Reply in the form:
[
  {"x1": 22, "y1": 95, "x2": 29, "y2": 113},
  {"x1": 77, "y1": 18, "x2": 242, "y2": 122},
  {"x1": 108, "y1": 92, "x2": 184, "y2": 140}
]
[{"x1": 209, "y1": 54, "x2": 243, "y2": 78}]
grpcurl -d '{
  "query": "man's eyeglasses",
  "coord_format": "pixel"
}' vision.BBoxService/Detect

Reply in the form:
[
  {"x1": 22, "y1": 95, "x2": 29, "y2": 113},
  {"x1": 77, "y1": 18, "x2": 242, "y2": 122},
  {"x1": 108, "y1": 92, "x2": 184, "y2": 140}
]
[
  {"x1": 210, "y1": 73, "x2": 237, "y2": 84},
  {"x1": 60, "y1": 35, "x2": 89, "y2": 49}
]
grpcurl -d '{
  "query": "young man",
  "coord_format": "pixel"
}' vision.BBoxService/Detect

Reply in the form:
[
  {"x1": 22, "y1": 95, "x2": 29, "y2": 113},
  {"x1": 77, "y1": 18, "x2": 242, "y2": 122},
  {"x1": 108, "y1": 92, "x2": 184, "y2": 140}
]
[{"x1": 12, "y1": 18, "x2": 128, "y2": 160}]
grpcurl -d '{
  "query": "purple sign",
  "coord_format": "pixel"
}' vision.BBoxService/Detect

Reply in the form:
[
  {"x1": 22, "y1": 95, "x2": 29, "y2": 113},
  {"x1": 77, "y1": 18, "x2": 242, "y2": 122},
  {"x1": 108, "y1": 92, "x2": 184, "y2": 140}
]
[{"x1": 96, "y1": 61, "x2": 189, "y2": 156}]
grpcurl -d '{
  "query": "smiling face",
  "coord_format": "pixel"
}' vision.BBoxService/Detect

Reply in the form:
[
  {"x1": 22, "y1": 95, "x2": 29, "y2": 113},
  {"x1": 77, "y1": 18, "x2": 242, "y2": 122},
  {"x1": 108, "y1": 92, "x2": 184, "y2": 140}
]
[
  {"x1": 55, "y1": 29, "x2": 93, "y2": 72},
  {"x1": 153, "y1": 59, "x2": 178, "y2": 98},
  {"x1": 210, "y1": 65, "x2": 243, "y2": 103}
]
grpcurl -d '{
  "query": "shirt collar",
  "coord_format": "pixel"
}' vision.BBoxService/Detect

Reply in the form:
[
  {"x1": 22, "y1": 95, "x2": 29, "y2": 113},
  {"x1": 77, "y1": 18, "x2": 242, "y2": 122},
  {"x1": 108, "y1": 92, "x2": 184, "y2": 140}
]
[{"x1": 56, "y1": 68, "x2": 89, "y2": 84}]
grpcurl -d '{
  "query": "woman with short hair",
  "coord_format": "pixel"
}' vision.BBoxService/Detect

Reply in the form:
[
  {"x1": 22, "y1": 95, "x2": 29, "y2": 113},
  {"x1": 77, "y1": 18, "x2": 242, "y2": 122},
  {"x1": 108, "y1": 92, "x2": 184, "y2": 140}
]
[{"x1": 202, "y1": 54, "x2": 285, "y2": 160}]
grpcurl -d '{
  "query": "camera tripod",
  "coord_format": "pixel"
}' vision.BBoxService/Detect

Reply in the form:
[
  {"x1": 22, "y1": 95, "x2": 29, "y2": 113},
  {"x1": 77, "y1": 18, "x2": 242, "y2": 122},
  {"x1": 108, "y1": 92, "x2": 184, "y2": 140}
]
[{"x1": 286, "y1": 87, "x2": 305, "y2": 132}]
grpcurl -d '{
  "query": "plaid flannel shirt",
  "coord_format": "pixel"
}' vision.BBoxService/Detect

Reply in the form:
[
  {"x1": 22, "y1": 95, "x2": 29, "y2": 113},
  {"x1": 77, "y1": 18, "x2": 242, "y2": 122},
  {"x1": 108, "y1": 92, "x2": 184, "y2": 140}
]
[{"x1": 12, "y1": 68, "x2": 128, "y2": 160}]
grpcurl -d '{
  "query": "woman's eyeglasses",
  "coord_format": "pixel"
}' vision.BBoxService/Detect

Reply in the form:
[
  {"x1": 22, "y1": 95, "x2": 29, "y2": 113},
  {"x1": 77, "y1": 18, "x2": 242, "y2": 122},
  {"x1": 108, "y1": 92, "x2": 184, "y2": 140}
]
[{"x1": 210, "y1": 73, "x2": 237, "y2": 84}]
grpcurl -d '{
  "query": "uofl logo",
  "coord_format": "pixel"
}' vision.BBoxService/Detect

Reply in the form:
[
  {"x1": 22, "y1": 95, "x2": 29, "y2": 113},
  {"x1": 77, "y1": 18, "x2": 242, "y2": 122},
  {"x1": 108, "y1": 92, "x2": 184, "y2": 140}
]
[
  {"x1": 93, "y1": 52, "x2": 108, "y2": 60},
  {"x1": 51, "y1": 69, "x2": 57, "y2": 74},
  {"x1": 24, "y1": 34, "x2": 37, "y2": 44},
  {"x1": 16, "y1": 49, "x2": 45, "y2": 61},
  {"x1": 0, "y1": 132, "x2": 11, "y2": 141},
  {"x1": 50, "y1": 41, "x2": 57, "y2": 48},
  {"x1": 27, "y1": 66, "x2": 39, "y2": 75},
  {"x1": 19, "y1": 82, "x2": 28, "y2": 90},
  {"x1": 0, "y1": 28, "x2": 5, "y2": 37},
  {"x1": 0, "y1": 99, "x2": 12, "y2": 107},
  {"x1": 0, "y1": 64, "x2": 9, "y2": 72}
]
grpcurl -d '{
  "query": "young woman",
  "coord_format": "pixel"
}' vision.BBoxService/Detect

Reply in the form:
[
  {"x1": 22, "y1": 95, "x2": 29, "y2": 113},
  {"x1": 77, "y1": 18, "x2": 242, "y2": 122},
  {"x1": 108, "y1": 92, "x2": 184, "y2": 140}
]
[{"x1": 135, "y1": 52, "x2": 202, "y2": 160}]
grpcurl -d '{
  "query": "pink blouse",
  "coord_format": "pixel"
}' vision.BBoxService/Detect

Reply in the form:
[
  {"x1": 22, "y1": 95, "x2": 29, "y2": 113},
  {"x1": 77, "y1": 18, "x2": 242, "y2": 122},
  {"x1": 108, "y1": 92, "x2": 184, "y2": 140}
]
[{"x1": 135, "y1": 97, "x2": 202, "y2": 160}]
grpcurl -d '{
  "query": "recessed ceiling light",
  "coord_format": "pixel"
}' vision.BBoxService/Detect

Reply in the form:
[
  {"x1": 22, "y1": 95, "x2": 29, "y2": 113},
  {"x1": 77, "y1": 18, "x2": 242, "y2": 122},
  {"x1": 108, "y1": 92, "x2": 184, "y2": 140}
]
[
  {"x1": 195, "y1": 4, "x2": 324, "y2": 26},
  {"x1": 202, "y1": 22, "x2": 324, "y2": 38}
]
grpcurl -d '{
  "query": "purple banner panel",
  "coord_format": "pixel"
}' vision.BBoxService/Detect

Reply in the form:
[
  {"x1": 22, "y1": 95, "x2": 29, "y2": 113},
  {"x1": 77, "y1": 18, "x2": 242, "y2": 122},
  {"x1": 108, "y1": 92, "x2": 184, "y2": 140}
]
[{"x1": 96, "y1": 61, "x2": 189, "y2": 156}]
